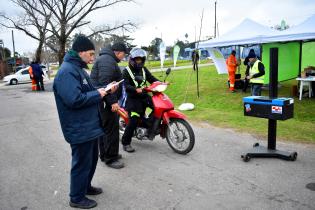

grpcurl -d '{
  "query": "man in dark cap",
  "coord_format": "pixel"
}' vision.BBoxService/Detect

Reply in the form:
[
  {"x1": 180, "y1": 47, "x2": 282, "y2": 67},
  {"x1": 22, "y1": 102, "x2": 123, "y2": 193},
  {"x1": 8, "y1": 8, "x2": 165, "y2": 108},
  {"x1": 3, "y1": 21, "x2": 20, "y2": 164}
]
[
  {"x1": 53, "y1": 35, "x2": 117, "y2": 208},
  {"x1": 90, "y1": 42, "x2": 127, "y2": 169},
  {"x1": 242, "y1": 49, "x2": 255, "y2": 92},
  {"x1": 246, "y1": 50, "x2": 265, "y2": 96}
]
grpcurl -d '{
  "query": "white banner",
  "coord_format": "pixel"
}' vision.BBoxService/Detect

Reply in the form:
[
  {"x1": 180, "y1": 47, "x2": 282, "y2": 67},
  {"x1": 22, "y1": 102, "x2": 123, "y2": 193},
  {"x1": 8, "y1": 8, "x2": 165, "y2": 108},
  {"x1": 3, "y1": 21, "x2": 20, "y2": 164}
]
[
  {"x1": 173, "y1": 45, "x2": 180, "y2": 67},
  {"x1": 159, "y1": 41, "x2": 166, "y2": 69},
  {"x1": 208, "y1": 48, "x2": 228, "y2": 74}
]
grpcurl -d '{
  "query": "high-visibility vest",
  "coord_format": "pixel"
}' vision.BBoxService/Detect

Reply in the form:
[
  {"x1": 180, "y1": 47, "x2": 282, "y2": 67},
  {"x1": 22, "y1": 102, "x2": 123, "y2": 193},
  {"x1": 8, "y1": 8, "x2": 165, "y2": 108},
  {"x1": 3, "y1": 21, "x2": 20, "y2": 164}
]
[
  {"x1": 126, "y1": 66, "x2": 146, "y2": 88},
  {"x1": 250, "y1": 60, "x2": 264, "y2": 84}
]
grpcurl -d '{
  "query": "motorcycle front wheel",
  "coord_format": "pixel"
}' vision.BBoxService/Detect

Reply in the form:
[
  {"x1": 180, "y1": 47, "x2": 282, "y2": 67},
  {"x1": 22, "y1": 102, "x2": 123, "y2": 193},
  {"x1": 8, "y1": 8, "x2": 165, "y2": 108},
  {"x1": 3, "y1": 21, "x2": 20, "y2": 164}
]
[{"x1": 166, "y1": 118, "x2": 195, "y2": 154}]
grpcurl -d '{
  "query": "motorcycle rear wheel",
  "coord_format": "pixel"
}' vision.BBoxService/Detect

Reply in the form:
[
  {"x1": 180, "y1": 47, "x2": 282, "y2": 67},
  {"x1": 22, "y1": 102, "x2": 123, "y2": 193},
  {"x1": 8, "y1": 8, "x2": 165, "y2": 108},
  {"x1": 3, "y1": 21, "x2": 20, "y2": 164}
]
[{"x1": 166, "y1": 118, "x2": 195, "y2": 154}]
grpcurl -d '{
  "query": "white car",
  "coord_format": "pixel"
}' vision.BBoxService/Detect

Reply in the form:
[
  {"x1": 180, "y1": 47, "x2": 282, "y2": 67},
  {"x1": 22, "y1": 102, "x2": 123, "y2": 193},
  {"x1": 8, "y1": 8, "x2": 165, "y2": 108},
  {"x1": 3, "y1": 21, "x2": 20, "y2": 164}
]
[{"x1": 2, "y1": 66, "x2": 48, "y2": 85}]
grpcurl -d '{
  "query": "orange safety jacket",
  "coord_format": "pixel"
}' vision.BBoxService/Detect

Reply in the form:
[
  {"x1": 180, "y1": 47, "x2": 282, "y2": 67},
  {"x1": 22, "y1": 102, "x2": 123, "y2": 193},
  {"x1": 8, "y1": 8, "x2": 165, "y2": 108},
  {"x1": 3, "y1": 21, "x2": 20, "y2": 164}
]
[
  {"x1": 28, "y1": 66, "x2": 34, "y2": 78},
  {"x1": 226, "y1": 54, "x2": 237, "y2": 72}
]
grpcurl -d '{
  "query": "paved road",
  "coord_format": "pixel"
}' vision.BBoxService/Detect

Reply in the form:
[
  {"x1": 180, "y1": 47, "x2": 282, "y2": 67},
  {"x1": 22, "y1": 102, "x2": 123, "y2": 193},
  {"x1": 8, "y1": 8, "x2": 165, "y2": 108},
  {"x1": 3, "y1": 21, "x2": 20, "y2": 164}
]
[{"x1": 0, "y1": 81, "x2": 314, "y2": 210}]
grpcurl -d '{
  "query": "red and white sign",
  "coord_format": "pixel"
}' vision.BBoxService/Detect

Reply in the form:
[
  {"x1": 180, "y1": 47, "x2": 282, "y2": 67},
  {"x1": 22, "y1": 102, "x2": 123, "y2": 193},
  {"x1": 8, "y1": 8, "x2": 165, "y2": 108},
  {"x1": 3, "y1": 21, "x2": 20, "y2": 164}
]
[{"x1": 271, "y1": 106, "x2": 282, "y2": 114}]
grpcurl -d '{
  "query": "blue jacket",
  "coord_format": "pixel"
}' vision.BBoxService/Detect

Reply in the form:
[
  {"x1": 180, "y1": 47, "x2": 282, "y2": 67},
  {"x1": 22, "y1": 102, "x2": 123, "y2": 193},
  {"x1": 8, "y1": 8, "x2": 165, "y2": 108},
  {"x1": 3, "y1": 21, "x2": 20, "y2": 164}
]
[
  {"x1": 31, "y1": 63, "x2": 44, "y2": 79},
  {"x1": 53, "y1": 51, "x2": 104, "y2": 144}
]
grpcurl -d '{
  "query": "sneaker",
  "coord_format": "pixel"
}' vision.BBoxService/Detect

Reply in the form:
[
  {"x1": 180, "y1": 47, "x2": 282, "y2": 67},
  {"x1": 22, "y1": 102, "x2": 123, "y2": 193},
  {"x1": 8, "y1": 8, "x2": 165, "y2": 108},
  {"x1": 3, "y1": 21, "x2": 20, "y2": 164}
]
[
  {"x1": 123, "y1": 145, "x2": 135, "y2": 153},
  {"x1": 69, "y1": 197, "x2": 97, "y2": 209},
  {"x1": 86, "y1": 186, "x2": 103, "y2": 195},
  {"x1": 106, "y1": 160, "x2": 124, "y2": 169}
]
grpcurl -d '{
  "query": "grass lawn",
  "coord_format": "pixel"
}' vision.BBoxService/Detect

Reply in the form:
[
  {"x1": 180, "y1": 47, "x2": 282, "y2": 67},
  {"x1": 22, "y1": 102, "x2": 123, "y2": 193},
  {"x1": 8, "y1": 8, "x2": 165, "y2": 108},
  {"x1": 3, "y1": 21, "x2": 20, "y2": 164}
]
[{"x1": 153, "y1": 65, "x2": 315, "y2": 144}]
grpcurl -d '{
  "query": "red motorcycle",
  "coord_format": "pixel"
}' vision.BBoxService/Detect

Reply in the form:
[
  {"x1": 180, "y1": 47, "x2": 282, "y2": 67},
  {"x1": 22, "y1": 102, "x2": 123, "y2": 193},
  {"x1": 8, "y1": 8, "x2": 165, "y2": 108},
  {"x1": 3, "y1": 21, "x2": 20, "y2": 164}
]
[{"x1": 118, "y1": 68, "x2": 195, "y2": 154}]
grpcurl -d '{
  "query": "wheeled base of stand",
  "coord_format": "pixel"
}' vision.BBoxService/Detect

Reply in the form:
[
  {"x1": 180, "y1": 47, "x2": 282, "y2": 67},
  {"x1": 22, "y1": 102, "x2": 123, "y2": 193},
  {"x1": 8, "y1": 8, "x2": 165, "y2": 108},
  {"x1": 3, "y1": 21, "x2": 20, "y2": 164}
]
[{"x1": 241, "y1": 143, "x2": 297, "y2": 162}]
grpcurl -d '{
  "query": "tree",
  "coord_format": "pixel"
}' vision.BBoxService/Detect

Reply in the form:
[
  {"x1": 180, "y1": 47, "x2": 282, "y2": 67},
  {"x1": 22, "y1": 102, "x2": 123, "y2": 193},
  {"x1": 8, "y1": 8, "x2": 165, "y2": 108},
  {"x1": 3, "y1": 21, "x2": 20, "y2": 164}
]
[
  {"x1": 1, "y1": 0, "x2": 136, "y2": 64},
  {"x1": 42, "y1": 0, "x2": 135, "y2": 64},
  {"x1": 0, "y1": 0, "x2": 51, "y2": 62},
  {"x1": 0, "y1": 47, "x2": 11, "y2": 60},
  {"x1": 89, "y1": 34, "x2": 136, "y2": 55},
  {"x1": 148, "y1": 37, "x2": 163, "y2": 57}
]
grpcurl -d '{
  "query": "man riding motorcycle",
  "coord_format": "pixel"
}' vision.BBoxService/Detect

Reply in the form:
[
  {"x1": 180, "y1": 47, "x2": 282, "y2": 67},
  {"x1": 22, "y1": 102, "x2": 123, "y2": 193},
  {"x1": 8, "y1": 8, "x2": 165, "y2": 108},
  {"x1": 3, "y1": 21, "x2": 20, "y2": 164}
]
[{"x1": 121, "y1": 48, "x2": 159, "y2": 153}]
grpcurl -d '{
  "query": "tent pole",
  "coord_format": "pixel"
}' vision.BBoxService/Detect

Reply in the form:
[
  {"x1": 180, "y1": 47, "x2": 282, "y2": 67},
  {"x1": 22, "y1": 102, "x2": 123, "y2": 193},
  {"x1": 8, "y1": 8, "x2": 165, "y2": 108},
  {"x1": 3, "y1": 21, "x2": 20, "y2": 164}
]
[
  {"x1": 237, "y1": 45, "x2": 241, "y2": 73},
  {"x1": 298, "y1": 41, "x2": 302, "y2": 74}
]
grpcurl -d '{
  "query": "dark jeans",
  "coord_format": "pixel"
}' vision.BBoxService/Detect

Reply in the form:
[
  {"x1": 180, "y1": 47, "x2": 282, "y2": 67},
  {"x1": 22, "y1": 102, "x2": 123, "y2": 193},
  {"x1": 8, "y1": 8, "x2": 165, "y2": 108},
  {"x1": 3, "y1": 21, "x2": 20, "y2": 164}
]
[
  {"x1": 70, "y1": 139, "x2": 98, "y2": 202},
  {"x1": 99, "y1": 106, "x2": 120, "y2": 163},
  {"x1": 251, "y1": 83, "x2": 263, "y2": 96},
  {"x1": 243, "y1": 78, "x2": 249, "y2": 92},
  {"x1": 35, "y1": 77, "x2": 45, "y2": 91}
]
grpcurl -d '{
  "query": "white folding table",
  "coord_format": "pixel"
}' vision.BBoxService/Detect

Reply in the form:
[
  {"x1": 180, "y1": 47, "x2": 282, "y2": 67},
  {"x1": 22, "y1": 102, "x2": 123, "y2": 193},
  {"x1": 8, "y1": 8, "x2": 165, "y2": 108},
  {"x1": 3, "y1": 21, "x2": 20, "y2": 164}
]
[{"x1": 296, "y1": 76, "x2": 315, "y2": 100}]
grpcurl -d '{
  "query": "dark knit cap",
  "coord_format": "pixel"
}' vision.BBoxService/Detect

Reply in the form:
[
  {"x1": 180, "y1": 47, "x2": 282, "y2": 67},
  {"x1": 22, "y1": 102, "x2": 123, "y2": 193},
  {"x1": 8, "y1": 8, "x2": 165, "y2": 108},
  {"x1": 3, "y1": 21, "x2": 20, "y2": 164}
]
[
  {"x1": 111, "y1": 42, "x2": 127, "y2": 53},
  {"x1": 72, "y1": 35, "x2": 95, "y2": 52},
  {"x1": 247, "y1": 50, "x2": 256, "y2": 59}
]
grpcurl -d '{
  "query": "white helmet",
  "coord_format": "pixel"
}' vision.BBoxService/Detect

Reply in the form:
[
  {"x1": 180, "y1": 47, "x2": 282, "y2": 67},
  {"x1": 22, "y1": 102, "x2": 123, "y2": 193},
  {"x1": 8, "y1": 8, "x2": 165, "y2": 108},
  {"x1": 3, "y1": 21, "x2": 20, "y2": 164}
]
[
  {"x1": 130, "y1": 48, "x2": 147, "y2": 59},
  {"x1": 129, "y1": 48, "x2": 147, "y2": 68}
]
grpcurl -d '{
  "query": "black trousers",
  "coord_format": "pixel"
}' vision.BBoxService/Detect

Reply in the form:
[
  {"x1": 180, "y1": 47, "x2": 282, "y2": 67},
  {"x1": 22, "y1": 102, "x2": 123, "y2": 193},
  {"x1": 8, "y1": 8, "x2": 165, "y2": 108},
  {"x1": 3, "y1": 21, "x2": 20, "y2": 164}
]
[
  {"x1": 121, "y1": 115, "x2": 139, "y2": 146},
  {"x1": 35, "y1": 77, "x2": 45, "y2": 91},
  {"x1": 70, "y1": 139, "x2": 98, "y2": 202},
  {"x1": 99, "y1": 106, "x2": 120, "y2": 163}
]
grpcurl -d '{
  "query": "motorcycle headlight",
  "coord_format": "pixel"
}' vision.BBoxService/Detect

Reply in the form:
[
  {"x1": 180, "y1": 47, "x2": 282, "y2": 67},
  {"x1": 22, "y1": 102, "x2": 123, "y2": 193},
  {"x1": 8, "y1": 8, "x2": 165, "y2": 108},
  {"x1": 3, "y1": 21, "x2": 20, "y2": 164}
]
[{"x1": 152, "y1": 84, "x2": 167, "y2": 92}]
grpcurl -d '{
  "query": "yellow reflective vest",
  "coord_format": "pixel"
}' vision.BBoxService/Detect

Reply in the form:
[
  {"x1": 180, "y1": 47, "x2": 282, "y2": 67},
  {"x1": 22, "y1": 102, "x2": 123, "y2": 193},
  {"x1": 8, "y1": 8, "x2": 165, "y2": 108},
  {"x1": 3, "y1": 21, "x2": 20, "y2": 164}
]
[{"x1": 250, "y1": 60, "x2": 264, "y2": 84}]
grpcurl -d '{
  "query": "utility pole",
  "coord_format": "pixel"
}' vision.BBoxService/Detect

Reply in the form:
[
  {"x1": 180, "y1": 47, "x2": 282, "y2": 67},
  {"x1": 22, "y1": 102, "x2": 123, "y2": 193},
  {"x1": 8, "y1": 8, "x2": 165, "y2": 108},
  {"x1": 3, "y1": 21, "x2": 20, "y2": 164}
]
[
  {"x1": 11, "y1": 30, "x2": 16, "y2": 72},
  {"x1": 214, "y1": 0, "x2": 217, "y2": 38}
]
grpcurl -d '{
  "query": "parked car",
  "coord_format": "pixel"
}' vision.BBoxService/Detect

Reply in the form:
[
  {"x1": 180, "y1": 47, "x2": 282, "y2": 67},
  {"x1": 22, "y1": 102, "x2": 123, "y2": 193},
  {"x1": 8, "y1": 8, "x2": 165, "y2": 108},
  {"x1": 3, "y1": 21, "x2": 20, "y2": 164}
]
[{"x1": 2, "y1": 65, "x2": 48, "y2": 85}]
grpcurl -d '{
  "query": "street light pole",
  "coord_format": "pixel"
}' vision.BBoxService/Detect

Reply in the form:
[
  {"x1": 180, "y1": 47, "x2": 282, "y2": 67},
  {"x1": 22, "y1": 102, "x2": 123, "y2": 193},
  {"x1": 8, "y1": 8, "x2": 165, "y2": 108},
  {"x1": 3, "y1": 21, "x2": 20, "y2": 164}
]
[{"x1": 214, "y1": 0, "x2": 217, "y2": 38}]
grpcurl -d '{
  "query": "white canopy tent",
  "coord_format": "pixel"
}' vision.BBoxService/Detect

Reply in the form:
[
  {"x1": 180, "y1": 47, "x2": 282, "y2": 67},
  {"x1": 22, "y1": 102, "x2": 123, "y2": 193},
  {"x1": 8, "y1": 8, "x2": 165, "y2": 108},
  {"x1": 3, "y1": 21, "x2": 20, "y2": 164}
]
[
  {"x1": 199, "y1": 14, "x2": 315, "y2": 48},
  {"x1": 198, "y1": 14, "x2": 315, "y2": 83},
  {"x1": 199, "y1": 18, "x2": 276, "y2": 48},
  {"x1": 262, "y1": 14, "x2": 315, "y2": 43}
]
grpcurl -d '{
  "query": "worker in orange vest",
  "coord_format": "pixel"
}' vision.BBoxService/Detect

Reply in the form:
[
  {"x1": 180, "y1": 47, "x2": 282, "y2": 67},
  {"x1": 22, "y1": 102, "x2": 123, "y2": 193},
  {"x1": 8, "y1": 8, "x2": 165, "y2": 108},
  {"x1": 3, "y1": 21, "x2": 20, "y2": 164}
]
[
  {"x1": 226, "y1": 50, "x2": 239, "y2": 93},
  {"x1": 28, "y1": 64, "x2": 37, "y2": 91}
]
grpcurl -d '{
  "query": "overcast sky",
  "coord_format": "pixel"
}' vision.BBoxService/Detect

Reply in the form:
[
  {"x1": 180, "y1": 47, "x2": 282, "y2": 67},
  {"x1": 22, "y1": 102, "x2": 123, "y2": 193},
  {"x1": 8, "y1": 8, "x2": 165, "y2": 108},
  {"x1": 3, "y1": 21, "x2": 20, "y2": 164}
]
[{"x1": 0, "y1": 0, "x2": 315, "y2": 55}]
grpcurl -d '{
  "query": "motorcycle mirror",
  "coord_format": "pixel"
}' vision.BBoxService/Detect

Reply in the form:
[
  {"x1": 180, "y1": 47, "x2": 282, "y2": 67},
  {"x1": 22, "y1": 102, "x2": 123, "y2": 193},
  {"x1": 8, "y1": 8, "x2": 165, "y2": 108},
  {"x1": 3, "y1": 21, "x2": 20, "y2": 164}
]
[
  {"x1": 164, "y1": 68, "x2": 171, "y2": 82},
  {"x1": 166, "y1": 68, "x2": 171, "y2": 75}
]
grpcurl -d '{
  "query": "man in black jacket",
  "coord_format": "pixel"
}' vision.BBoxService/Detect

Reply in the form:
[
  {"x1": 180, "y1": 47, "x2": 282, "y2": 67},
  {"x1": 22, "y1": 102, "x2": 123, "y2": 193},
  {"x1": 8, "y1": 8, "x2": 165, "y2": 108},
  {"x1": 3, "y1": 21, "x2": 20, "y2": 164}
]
[
  {"x1": 90, "y1": 42, "x2": 126, "y2": 169},
  {"x1": 121, "y1": 48, "x2": 159, "y2": 152}
]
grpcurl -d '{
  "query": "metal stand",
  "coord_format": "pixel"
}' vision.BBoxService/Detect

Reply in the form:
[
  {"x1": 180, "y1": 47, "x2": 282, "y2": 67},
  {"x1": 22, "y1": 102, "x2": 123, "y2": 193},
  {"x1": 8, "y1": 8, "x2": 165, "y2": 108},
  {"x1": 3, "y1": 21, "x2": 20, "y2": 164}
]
[{"x1": 241, "y1": 48, "x2": 298, "y2": 162}]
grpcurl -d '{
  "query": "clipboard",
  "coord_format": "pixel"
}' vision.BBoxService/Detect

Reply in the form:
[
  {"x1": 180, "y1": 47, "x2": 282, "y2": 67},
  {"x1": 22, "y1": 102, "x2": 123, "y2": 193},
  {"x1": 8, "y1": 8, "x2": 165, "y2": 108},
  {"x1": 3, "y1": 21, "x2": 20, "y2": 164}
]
[{"x1": 105, "y1": 79, "x2": 124, "y2": 92}]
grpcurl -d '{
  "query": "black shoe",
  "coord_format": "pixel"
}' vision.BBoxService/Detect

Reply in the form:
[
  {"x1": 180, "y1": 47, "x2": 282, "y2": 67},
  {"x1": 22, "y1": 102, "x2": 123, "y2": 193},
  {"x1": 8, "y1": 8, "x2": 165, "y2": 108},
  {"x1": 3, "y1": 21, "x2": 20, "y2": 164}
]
[
  {"x1": 123, "y1": 145, "x2": 135, "y2": 153},
  {"x1": 86, "y1": 186, "x2": 103, "y2": 195},
  {"x1": 101, "y1": 154, "x2": 122, "y2": 162},
  {"x1": 69, "y1": 197, "x2": 97, "y2": 209},
  {"x1": 106, "y1": 160, "x2": 124, "y2": 169},
  {"x1": 148, "y1": 132, "x2": 155, "y2": 140}
]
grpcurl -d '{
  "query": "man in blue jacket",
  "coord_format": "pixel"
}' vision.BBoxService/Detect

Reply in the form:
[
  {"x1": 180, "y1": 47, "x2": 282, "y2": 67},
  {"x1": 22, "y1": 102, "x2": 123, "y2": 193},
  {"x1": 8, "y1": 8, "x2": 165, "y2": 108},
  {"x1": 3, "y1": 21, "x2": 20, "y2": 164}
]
[{"x1": 53, "y1": 35, "x2": 116, "y2": 209}]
